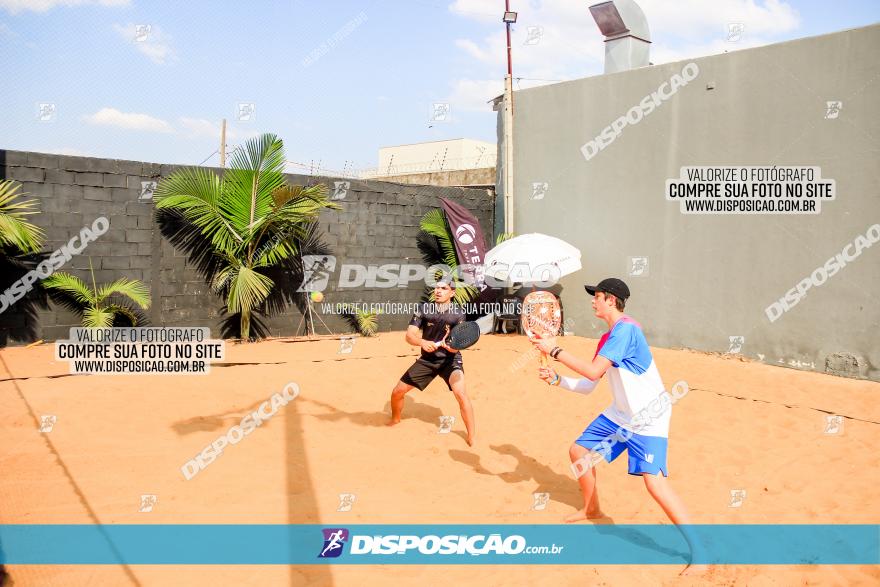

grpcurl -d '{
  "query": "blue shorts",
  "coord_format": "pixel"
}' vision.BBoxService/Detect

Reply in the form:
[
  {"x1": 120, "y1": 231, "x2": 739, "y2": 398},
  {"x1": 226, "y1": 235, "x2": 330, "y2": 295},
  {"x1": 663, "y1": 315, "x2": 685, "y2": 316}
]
[{"x1": 575, "y1": 414, "x2": 669, "y2": 477}]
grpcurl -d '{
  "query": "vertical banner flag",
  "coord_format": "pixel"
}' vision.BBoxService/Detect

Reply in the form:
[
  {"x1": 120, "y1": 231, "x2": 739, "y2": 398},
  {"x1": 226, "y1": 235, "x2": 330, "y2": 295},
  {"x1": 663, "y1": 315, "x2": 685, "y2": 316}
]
[{"x1": 439, "y1": 198, "x2": 498, "y2": 306}]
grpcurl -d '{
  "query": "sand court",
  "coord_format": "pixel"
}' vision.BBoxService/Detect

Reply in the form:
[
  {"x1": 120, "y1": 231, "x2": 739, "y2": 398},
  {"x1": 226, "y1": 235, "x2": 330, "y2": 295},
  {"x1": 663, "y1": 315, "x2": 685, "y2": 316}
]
[{"x1": 1, "y1": 333, "x2": 878, "y2": 586}]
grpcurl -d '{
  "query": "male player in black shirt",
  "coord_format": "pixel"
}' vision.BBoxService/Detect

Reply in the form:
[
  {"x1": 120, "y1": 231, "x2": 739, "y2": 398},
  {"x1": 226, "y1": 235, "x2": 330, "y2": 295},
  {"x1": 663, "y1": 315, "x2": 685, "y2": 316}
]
[{"x1": 387, "y1": 279, "x2": 476, "y2": 446}]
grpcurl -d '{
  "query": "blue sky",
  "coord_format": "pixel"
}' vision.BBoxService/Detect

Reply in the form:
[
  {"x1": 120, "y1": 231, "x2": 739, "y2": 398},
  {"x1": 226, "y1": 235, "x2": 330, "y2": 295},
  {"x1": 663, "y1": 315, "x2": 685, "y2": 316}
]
[{"x1": 1, "y1": 0, "x2": 877, "y2": 176}]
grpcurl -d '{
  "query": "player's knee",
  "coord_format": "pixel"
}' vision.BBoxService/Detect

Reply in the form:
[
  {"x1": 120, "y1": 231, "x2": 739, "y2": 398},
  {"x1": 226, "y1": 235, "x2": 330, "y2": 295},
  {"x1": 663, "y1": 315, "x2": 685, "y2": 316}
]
[
  {"x1": 569, "y1": 443, "x2": 587, "y2": 461},
  {"x1": 392, "y1": 383, "x2": 410, "y2": 397},
  {"x1": 642, "y1": 472, "x2": 664, "y2": 494}
]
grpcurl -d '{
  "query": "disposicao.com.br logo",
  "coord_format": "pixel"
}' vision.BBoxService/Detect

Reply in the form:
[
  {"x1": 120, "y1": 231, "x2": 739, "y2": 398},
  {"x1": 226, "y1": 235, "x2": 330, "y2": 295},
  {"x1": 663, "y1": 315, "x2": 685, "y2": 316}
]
[{"x1": 317, "y1": 528, "x2": 563, "y2": 558}]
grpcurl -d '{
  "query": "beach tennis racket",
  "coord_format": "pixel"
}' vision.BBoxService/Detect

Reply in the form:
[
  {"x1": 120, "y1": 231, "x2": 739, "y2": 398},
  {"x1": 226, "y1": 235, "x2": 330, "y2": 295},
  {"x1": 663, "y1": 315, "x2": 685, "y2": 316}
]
[
  {"x1": 434, "y1": 322, "x2": 481, "y2": 351},
  {"x1": 521, "y1": 291, "x2": 562, "y2": 366}
]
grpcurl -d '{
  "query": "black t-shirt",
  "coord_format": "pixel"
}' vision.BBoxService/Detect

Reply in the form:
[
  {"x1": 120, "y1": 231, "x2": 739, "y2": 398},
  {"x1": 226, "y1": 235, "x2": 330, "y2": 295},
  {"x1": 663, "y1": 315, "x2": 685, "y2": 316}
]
[{"x1": 409, "y1": 302, "x2": 465, "y2": 362}]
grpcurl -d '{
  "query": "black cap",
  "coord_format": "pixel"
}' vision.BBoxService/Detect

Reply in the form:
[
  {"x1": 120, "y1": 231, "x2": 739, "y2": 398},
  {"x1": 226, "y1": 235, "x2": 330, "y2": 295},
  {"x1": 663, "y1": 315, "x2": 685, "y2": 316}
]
[{"x1": 584, "y1": 278, "x2": 630, "y2": 301}]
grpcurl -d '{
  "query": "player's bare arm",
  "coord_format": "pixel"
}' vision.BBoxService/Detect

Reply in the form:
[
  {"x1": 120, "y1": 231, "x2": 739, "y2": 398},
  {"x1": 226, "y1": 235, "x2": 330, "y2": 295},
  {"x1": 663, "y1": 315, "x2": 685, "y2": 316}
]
[
  {"x1": 530, "y1": 335, "x2": 612, "y2": 380},
  {"x1": 405, "y1": 324, "x2": 436, "y2": 353}
]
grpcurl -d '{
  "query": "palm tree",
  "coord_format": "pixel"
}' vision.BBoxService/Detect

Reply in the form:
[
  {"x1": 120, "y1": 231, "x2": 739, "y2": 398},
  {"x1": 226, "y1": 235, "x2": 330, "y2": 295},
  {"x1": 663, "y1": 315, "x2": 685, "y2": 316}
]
[
  {"x1": 0, "y1": 179, "x2": 43, "y2": 254},
  {"x1": 153, "y1": 133, "x2": 340, "y2": 340},
  {"x1": 495, "y1": 232, "x2": 514, "y2": 246},
  {"x1": 0, "y1": 180, "x2": 48, "y2": 344},
  {"x1": 339, "y1": 304, "x2": 380, "y2": 336},
  {"x1": 42, "y1": 259, "x2": 151, "y2": 327}
]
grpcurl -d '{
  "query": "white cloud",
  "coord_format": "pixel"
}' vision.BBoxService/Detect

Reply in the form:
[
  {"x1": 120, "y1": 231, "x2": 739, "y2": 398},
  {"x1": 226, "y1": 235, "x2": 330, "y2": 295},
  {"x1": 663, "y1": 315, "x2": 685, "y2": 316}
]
[
  {"x1": 450, "y1": 1, "x2": 607, "y2": 86},
  {"x1": 178, "y1": 117, "x2": 258, "y2": 142},
  {"x1": 83, "y1": 107, "x2": 174, "y2": 133},
  {"x1": 638, "y1": 0, "x2": 799, "y2": 41},
  {"x1": 113, "y1": 23, "x2": 176, "y2": 65},
  {"x1": 454, "y1": 38, "x2": 493, "y2": 62},
  {"x1": 81, "y1": 109, "x2": 263, "y2": 142},
  {"x1": 179, "y1": 117, "x2": 223, "y2": 139},
  {"x1": 445, "y1": 1, "x2": 604, "y2": 111},
  {"x1": 448, "y1": 78, "x2": 504, "y2": 112},
  {"x1": 447, "y1": 0, "x2": 802, "y2": 91},
  {"x1": 0, "y1": 0, "x2": 128, "y2": 14},
  {"x1": 441, "y1": 0, "x2": 802, "y2": 125}
]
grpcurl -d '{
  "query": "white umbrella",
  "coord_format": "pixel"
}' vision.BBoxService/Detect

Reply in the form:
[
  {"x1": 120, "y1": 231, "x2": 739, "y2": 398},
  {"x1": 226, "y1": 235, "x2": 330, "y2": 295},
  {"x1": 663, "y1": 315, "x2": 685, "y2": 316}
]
[{"x1": 483, "y1": 233, "x2": 582, "y2": 286}]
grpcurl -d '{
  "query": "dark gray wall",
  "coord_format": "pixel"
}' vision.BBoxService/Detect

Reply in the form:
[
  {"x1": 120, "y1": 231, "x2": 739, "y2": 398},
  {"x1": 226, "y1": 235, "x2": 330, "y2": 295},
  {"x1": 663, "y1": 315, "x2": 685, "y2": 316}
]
[
  {"x1": 506, "y1": 24, "x2": 880, "y2": 381},
  {"x1": 0, "y1": 149, "x2": 494, "y2": 343}
]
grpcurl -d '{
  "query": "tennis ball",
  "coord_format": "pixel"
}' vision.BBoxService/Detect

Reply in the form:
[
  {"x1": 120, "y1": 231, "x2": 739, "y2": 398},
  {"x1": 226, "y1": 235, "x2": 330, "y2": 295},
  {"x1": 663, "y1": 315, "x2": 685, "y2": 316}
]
[{"x1": 310, "y1": 291, "x2": 324, "y2": 303}]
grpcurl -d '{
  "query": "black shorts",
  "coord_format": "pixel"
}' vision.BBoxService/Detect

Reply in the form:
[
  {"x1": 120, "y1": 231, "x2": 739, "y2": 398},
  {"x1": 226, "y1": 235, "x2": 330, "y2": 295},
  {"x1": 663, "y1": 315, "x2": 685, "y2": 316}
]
[{"x1": 400, "y1": 356, "x2": 464, "y2": 391}]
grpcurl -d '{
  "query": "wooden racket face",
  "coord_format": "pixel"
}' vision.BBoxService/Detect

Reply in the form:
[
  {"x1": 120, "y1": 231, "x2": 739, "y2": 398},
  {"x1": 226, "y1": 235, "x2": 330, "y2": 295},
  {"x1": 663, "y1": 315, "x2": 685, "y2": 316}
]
[{"x1": 521, "y1": 291, "x2": 561, "y2": 338}]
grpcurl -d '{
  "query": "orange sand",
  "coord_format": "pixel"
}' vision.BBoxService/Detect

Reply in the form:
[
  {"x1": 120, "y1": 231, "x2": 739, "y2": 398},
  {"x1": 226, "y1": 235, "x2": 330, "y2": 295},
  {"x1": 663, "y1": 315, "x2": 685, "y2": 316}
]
[{"x1": 1, "y1": 332, "x2": 878, "y2": 586}]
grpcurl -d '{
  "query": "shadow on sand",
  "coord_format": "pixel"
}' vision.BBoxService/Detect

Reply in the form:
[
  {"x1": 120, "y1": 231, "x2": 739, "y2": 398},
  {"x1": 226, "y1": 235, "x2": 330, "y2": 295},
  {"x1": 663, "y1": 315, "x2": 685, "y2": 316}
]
[
  {"x1": 298, "y1": 395, "x2": 444, "y2": 429},
  {"x1": 450, "y1": 441, "x2": 687, "y2": 561}
]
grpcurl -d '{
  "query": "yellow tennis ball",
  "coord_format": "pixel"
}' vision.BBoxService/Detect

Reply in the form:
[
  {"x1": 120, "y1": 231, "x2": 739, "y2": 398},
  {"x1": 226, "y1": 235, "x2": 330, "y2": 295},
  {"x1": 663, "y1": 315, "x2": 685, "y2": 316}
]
[{"x1": 310, "y1": 291, "x2": 324, "y2": 303}]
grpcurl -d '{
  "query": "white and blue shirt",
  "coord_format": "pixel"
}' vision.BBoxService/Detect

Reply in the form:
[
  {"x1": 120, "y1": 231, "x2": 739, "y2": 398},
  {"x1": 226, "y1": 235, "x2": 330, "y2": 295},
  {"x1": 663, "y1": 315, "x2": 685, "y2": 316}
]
[{"x1": 594, "y1": 316, "x2": 670, "y2": 438}]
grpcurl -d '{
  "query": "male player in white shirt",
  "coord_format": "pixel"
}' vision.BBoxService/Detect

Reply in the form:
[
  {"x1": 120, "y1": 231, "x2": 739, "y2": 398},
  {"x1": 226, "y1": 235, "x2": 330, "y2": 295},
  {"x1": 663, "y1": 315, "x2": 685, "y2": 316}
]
[{"x1": 531, "y1": 278, "x2": 706, "y2": 575}]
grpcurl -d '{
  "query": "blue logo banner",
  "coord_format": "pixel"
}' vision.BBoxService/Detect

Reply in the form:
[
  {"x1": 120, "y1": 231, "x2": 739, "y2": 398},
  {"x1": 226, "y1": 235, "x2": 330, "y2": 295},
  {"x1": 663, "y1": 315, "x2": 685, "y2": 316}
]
[{"x1": 0, "y1": 524, "x2": 876, "y2": 565}]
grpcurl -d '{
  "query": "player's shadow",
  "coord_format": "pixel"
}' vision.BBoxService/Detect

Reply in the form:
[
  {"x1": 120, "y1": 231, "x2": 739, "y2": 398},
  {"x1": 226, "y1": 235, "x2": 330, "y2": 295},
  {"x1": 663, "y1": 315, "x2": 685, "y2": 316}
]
[
  {"x1": 298, "y1": 396, "x2": 386, "y2": 427},
  {"x1": 447, "y1": 449, "x2": 496, "y2": 476},
  {"x1": 592, "y1": 524, "x2": 688, "y2": 562},
  {"x1": 298, "y1": 395, "x2": 444, "y2": 429},
  {"x1": 449, "y1": 443, "x2": 686, "y2": 560},
  {"x1": 489, "y1": 443, "x2": 586, "y2": 509},
  {"x1": 399, "y1": 396, "x2": 446, "y2": 427},
  {"x1": 447, "y1": 442, "x2": 583, "y2": 510},
  {"x1": 171, "y1": 397, "x2": 270, "y2": 435}
]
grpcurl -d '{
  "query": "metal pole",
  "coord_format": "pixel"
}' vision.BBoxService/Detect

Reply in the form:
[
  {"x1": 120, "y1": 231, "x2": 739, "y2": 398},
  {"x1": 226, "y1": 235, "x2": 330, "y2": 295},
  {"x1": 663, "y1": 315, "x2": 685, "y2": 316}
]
[
  {"x1": 503, "y1": 75, "x2": 514, "y2": 234},
  {"x1": 219, "y1": 118, "x2": 227, "y2": 168},
  {"x1": 503, "y1": 1, "x2": 514, "y2": 233},
  {"x1": 505, "y1": 0, "x2": 513, "y2": 76}
]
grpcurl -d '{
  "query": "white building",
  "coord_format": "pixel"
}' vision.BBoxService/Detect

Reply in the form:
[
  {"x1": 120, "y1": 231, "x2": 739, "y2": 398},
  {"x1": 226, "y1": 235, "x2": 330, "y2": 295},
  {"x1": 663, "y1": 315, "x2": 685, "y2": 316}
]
[{"x1": 362, "y1": 138, "x2": 496, "y2": 179}]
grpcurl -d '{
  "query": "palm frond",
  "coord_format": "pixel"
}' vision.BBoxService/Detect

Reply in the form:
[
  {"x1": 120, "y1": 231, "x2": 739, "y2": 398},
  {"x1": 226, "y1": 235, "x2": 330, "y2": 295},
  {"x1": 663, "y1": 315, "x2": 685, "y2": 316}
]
[
  {"x1": 223, "y1": 134, "x2": 287, "y2": 236},
  {"x1": 83, "y1": 306, "x2": 114, "y2": 328},
  {"x1": 105, "y1": 304, "x2": 147, "y2": 327},
  {"x1": 224, "y1": 265, "x2": 274, "y2": 314},
  {"x1": 355, "y1": 308, "x2": 379, "y2": 336},
  {"x1": 248, "y1": 183, "x2": 338, "y2": 261},
  {"x1": 154, "y1": 206, "x2": 228, "y2": 284},
  {"x1": 0, "y1": 180, "x2": 44, "y2": 254},
  {"x1": 418, "y1": 208, "x2": 479, "y2": 304},
  {"x1": 96, "y1": 278, "x2": 151, "y2": 309},
  {"x1": 339, "y1": 304, "x2": 380, "y2": 336},
  {"x1": 253, "y1": 236, "x2": 298, "y2": 268},
  {"x1": 271, "y1": 183, "x2": 337, "y2": 212},
  {"x1": 416, "y1": 231, "x2": 444, "y2": 267},
  {"x1": 259, "y1": 221, "x2": 332, "y2": 319},
  {"x1": 154, "y1": 166, "x2": 241, "y2": 253},
  {"x1": 496, "y1": 232, "x2": 514, "y2": 245},
  {"x1": 420, "y1": 209, "x2": 459, "y2": 269},
  {"x1": 41, "y1": 272, "x2": 96, "y2": 306},
  {"x1": 0, "y1": 246, "x2": 50, "y2": 345}
]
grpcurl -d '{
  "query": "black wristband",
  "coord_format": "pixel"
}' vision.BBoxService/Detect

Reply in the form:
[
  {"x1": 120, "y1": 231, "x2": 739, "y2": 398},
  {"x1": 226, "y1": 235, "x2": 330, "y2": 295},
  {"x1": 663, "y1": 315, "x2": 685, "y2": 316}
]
[{"x1": 550, "y1": 347, "x2": 562, "y2": 359}]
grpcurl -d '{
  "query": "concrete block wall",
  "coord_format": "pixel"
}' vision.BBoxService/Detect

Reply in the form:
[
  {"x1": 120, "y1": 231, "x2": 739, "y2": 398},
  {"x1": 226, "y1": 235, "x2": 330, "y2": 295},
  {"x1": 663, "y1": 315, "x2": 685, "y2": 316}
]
[
  {"x1": 0, "y1": 150, "x2": 494, "y2": 342},
  {"x1": 507, "y1": 24, "x2": 880, "y2": 381}
]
